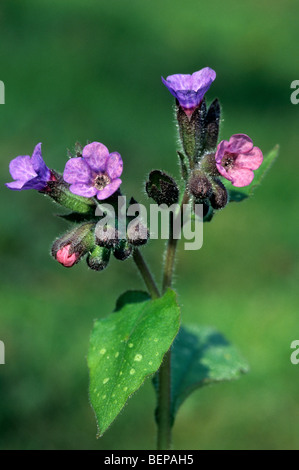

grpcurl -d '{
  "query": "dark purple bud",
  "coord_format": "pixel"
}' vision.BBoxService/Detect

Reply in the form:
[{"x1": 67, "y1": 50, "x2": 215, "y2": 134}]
[
  {"x1": 95, "y1": 224, "x2": 120, "y2": 249},
  {"x1": 210, "y1": 179, "x2": 228, "y2": 210},
  {"x1": 146, "y1": 170, "x2": 179, "y2": 206},
  {"x1": 127, "y1": 219, "x2": 149, "y2": 246},
  {"x1": 188, "y1": 170, "x2": 212, "y2": 199},
  {"x1": 113, "y1": 240, "x2": 133, "y2": 261}
]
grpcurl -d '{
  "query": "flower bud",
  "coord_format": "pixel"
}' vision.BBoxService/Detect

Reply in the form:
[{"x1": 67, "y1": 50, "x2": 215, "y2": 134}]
[
  {"x1": 56, "y1": 244, "x2": 80, "y2": 267},
  {"x1": 127, "y1": 219, "x2": 149, "y2": 246},
  {"x1": 87, "y1": 245, "x2": 111, "y2": 271},
  {"x1": 113, "y1": 240, "x2": 133, "y2": 261},
  {"x1": 200, "y1": 152, "x2": 219, "y2": 177},
  {"x1": 52, "y1": 223, "x2": 95, "y2": 267},
  {"x1": 210, "y1": 179, "x2": 228, "y2": 210},
  {"x1": 146, "y1": 170, "x2": 179, "y2": 206},
  {"x1": 95, "y1": 224, "x2": 120, "y2": 249},
  {"x1": 188, "y1": 171, "x2": 212, "y2": 199}
]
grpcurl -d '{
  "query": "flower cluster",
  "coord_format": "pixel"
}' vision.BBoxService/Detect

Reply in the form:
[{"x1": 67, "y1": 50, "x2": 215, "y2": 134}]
[{"x1": 6, "y1": 66, "x2": 264, "y2": 269}]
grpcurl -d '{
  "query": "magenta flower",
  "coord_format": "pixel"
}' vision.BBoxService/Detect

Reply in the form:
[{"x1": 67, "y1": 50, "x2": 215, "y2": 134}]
[
  {"x1": 63, "y1": 142, "x2": 123, "y2": 200},
  {"x1": 215, "y1": 134, "x2": 263, "y2": 187},
  {"x1": 6, "y1": 143, "x2": 51, "y2": 191},
  {"x1": 162, "y1": 67, "x2": 216, "y2": 117}
]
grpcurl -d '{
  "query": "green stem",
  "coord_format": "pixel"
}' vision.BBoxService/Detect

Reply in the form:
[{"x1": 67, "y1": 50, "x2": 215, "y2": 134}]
[
  {"x1": 157, "y1": 189, "x2": 190, "y2": 450},
  {"x1": 132, "y1": 248, "x2": 160, "y2": 299},
  {"x1": 132, "y1": 189, "x2": 190, "y2": 451}
]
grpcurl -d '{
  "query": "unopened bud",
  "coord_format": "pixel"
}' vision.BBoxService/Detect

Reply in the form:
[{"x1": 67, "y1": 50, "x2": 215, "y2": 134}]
[
  {"x1": 200, "y1": 152, "x2": 219, "y2": 177},
  {"x1": 87, "y1": 246, "x2": 111, "y2": 271},
  {"x1": 51, "y1": 222, "x2": 95, "y2": 267},
  {"x1": 127, "y1": 219, "x2": 149, "y2": 246},
  {"x1": 189, "y1": 171, "x2": 212, "y2": 199},
  {"x1": 146, "y1": 170, "x2": 179, "y2": 206},
  {"x1": 56, "y1": 244, "x2": 80, "y2": 267},
  {"x1": 113, "y1": 240, "x2": 133, "y2": 261},
  {"x1": 95, "y1": 224, "x2": 120, "y2": 248},
  {"x1": 210, "y1": 179, "x2": 228, "y2": 210}
]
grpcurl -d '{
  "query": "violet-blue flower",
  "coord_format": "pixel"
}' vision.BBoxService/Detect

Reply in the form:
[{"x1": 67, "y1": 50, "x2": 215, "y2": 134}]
[
  {"x1": 162, "y1": 67, "x2": 216, "y2": 117},
  {"x1": 63, "y1": 142, "x2": 123, "y2": 200},
  {"x1": 6, "y1": 143, "x2": 51, "y2": 191}
]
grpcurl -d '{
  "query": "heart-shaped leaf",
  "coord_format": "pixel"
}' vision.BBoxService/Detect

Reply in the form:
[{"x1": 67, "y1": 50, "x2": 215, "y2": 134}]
[
  {"x1": 153, "y1": 324, "x2": 249, "y2": 423},
  {"x1": 88, "y1": 288, "x2": 180, "y2": 436}
]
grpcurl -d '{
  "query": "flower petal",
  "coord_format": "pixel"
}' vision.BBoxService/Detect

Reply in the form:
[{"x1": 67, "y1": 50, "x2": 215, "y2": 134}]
[
  {"x1": 227, "y1": 134, "x2": 253, "y2": 154},
  {"x1": 5, "y1": 180, "x2": 27, "y2": 190},
  {"x1": 69, "y1": 183, "x2": 97, "y2": 198},
  {"x1": 191, "y1": 67, "x2": 216, "y2": 92},
  {"x1": 9, "y1": 155, "x2": 36, "y2": 181},
  {"x1": 163, "y1": 73, "x2": 192, "y2": 91},
  {"x1": 215, "y1": 161, "x2": 232, "y2": 181},
  {"x1": 215, "y1": 140, "x2": 229, "y2": 163},
  {"x1": 96, "y1": 178, "x2": 122, "y2": 200},
  {"x1": 161, "y1": 76, "x2": 178, "y2": 99},
  {"x1": 82, "y1": 142, "x2": 109, "y2": 172},
  {"x1": 106, "y1": 152, "x2": 123, "y2": 179},
  {"x1": 63, "y1": 158, "x2": 92, "y2": 184},
  {"x1": 31, "y1": 143, "x2": 50, "y2": 179},
  {"x1": 236, "y1": 146, "x2": 263, "y2": 170},
  {"x1": 228, "y1": 167, "x2": 254, "y2": 187}
]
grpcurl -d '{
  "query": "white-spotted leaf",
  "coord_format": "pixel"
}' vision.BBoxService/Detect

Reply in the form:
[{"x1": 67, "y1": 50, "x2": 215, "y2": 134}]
[{"x1": 88, "y1": 288, "x2": 180, "y2": 436}]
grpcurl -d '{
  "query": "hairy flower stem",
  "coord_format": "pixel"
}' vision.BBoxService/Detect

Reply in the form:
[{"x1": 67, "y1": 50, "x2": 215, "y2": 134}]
[
  {"x1": 157, "y1": 189, "x2": 190, "y2": 451},
  {"x1": 132, "y1": 248, "x2": 160, "y2": 299},
  {"x1": 132, "y1": 189, "x2": 189, "y2": 451}
]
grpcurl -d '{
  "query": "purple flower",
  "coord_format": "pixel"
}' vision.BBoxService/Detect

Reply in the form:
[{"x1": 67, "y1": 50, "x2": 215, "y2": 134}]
[
  {"x1": 63, "y1": 142, "x2": 123, "y2": 200},
  {"x1": 162, "y1": 67, "x2": 216, "y2": 117},
  {"x1": 6, "y1": 143, "x2": 51, "y2": 191},
  {"x1": 215, "y1": 134, "x2": 263, "y2": 187}
]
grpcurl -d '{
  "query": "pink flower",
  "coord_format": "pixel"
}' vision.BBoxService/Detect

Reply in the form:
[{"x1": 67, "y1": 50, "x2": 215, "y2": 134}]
[
  {"x1": 56, "y1": 244, "x2": 79, "y2": 267},
  {"x1": 215, "y1": 134, "x2": 263, "y2": 187}
]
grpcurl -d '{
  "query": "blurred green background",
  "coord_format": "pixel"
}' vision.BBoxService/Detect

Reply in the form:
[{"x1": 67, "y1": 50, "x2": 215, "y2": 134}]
[{"x1": 0, "y1": 0, "x2": 298, "y2": 450}]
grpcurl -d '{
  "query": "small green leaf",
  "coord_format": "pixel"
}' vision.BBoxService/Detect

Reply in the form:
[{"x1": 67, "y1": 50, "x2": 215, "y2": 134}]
[
  {"x1": 153, "y1": 324, "x2": 249, "y2": 423},
  {"x1": 88, "y1": 288, "x2": 181, "y2": 437},
  {"x1": 224, "y1": 144, "x2": 279, "y2": 202}
]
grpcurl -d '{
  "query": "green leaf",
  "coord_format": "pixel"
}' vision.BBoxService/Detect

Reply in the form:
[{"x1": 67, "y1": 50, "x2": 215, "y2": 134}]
[
  {"x1": 88, "y1": 288, "x2": 181, "y2": 437},
  {"x1": 153, "y1": 324, "x2": 249, "y2": 423},
  {"x1": 224, "y1": 144, "x2": 279, "y2": 202}
]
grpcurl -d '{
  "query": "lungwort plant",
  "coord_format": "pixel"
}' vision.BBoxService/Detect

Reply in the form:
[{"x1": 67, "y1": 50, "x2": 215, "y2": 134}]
[{"x1": 6, "y1": 67, "x2": 278, "y2": 449}]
